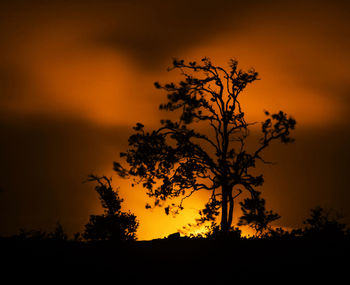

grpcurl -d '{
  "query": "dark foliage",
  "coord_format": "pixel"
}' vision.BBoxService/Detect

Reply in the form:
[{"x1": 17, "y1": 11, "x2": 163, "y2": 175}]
[
  {"x1": 48, "y1": 221, "x2": 68, "y2": 241},
  {"x1": 12, "y1": 221, "x2": 67, "y2": 241},
  {"x1": 205, "y1": 222, "x2": 242, "y2": 240},
  {"x1": 83, "y1": 175, "x2": 139, "y2": 242},
  {"x1": 249, "y1": 206, "x2": 348, "y2": 240},
  {"x1": 238, "y1": 191, "x2": 280, "y2": 236},
  {"x1": 114, "y1": 57, "x2": 296, "y2": 232},
  {"x1": 302, "y1": 206, "x2": 347, "y2": 239}
]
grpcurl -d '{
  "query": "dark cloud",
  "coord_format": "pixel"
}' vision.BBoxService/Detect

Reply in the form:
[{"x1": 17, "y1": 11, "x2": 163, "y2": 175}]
[
  {"x1": 0, "y1": 65, "x2": 21, "y2": 102},
  {"x1": 89, "y1": 0, "x2": 350, "y2": 69},
  {"x1": 2, "y1": 0, "x2": 350, "y2": 69},
  {"x1": 0, "y1": 64, "x2": 34, "y2": 106},
  {"x1": 87, "y1": 0, "x2": 266, "y2": 68}
]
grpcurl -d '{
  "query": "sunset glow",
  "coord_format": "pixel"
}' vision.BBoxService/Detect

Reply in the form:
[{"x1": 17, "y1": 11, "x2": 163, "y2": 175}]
[{"x1": 1, "y1": 0, "x2": 350, "y2": 241}]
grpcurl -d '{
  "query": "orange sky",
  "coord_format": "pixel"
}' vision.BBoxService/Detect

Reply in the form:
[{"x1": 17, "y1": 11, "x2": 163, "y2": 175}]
[{"x1": 1, "y1": 0, "x2": 350, "y2": 240}]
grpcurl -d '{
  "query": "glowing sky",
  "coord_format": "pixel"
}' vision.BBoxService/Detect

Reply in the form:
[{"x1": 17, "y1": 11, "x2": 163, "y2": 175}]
[{"x1": 1, "y1": 0, "x2": 350, "y2": 240}]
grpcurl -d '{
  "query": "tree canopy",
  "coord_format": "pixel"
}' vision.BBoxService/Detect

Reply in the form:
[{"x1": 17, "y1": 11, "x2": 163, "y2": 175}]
[{"x1": 114, "y1": 57, "x2": 295, "y2": 232}]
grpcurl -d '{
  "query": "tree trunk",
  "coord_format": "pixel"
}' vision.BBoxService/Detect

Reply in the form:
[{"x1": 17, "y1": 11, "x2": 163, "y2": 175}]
[
  {"x1": 220, "y1": 185, "x2": 229, "y2": 232},
  {"x1": 227, "y1": 190, "x2": 234, "y2": 229},
  {"x1": 220, "y1": 116, "x2": 230, "y2": 232}
]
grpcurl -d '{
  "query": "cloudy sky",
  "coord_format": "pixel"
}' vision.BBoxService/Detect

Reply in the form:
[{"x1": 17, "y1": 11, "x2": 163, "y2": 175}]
[{"x1": 1, "y1": 0, "x2": 350, "y2": 240}]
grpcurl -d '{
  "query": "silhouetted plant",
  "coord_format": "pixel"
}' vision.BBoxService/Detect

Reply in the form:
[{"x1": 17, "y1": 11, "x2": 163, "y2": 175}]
[
  {"x1": 83, "y1": 175, "x2": 139, "y2": 242},
  {"x1": 302, "y1": 206, "x2": 347, "y2": 239},
  {"x1": 261, "y1": 227, "x2": 303, "y2": 240},
  {"x1": 73, "y1": 232, "x2": 83, "y2": 242},
  {"x1": 204, "y1": 222, "x2": 241, "y2": 240},
  {"x1": 114, "y1": 57, "x2": 295, "y2": 233},
  {"x1": 47, "y1": 221, "x2": 68, "y2": 241},
  {"x1": 15, "y1": 228, "x2": 48, "y2": 241},
  {"x1": 13, "y1": 222, "x2": 68, "y2": 241},
  {"x1": 238, "y1": 191, "x2": 280, "y2": 237}
]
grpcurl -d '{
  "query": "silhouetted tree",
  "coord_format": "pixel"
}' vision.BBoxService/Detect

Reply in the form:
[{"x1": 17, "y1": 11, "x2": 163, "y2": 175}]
[
  {"x1": 238, "y1": 191, "x2": 280, "y2": 237},
  {"x1": 114, "y1": 58, "x2": 295, "y2": 233},
  {"x1": 83, "y1": 175, "x2": 139, "y2": 242},
  {"x1": 302, "y1": 206, "x2": 347, "y2": 239}
]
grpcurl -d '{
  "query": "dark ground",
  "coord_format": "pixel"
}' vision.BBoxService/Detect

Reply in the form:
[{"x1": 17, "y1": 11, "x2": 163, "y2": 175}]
[{"x1": 1, "y1": 237, "x2": 349, "y2": 283}]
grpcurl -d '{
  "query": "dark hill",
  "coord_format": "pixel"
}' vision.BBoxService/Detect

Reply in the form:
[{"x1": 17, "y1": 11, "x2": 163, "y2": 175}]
[{"x1": 1, "y1": 237, "x2": 348, "y2": 283}]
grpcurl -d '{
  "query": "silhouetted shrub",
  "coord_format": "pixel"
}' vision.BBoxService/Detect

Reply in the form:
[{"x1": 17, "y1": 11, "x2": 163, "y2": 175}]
[
  {"x1": 83, "y1": 175, "x2": 138, "y2": 242},
  {"x1": 302, "y1": 206, "x2": 347, "y2": 240},
  {"x1": 205, "y1": 222, "x2": 241, "y2": 240},
  {"x1": 12, "y1": 221, "x2": 68, "y2": 241},
  {"x1": 260, "y1": 227, "x2": 303, "y2": 240},
  {"x1": 14, "y1": 228, "x2": 48, "y2": 241},
  {"x1": 47, "y1": 222, "x2": 68, "y2": 241}
]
